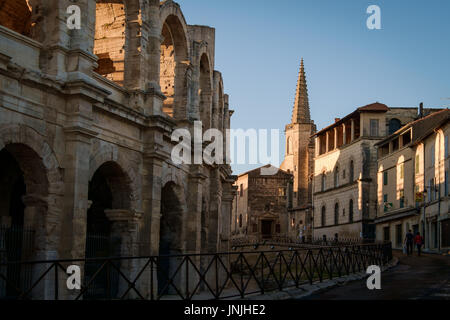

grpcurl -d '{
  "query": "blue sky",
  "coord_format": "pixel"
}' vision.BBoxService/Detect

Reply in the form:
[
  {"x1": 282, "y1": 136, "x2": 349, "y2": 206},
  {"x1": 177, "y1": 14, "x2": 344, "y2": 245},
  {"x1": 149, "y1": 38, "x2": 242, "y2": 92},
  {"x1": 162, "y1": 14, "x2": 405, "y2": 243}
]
[{"x1": 177, "y1": 0, "x2": 450, "y2": 175}]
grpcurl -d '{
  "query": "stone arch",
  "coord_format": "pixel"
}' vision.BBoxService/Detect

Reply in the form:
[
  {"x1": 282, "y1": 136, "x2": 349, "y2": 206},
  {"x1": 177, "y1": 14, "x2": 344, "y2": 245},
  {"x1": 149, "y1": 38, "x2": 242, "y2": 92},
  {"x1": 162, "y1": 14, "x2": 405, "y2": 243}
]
[
  {"x1": 94, "y1": 0, "x2": 128, "y2": 86},
  {"x1": 0, "y1": 124, "x2": 63, "y2": 297},
  {"x1": 158, "y1": 180, "x2": 187, "y2": 294},
  {"x1": 89, "y1": 144, "x2": 140, "y2": 211},
  {"x1": 212, "y1": 71, "x2": 224, "y2": 131},
  {"x1": 159, "y1": 5, "x2": 190, "y2": 120},
  {"x1": 199, "y1": 53, "x2": 213, "y2": 129},
  {"x1": 0, "y1": 0, "x2": 45, "y2": 41}
]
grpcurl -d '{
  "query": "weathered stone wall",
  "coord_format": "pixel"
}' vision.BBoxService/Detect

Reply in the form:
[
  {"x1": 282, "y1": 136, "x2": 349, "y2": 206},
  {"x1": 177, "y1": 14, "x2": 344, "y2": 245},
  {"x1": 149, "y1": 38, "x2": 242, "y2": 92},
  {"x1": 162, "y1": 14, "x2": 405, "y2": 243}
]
[{"x1": 0, "y1": 0, "x2": 236, "y2": 298}]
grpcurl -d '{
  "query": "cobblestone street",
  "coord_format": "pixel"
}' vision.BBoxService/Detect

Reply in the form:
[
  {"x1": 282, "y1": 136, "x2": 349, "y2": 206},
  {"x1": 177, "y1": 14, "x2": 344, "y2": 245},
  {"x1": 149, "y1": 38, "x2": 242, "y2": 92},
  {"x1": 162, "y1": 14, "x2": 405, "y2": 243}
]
[{"x1": 304, "y1": 251, "x2": 450, "y2": 300}]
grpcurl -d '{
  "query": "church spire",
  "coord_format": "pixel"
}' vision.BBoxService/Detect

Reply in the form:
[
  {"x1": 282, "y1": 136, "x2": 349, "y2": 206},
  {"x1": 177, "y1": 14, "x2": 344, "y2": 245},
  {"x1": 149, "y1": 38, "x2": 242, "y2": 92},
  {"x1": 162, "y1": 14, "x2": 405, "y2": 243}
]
[{"x1": 291, "y1": 58, "x2": 311, "y2": 124}]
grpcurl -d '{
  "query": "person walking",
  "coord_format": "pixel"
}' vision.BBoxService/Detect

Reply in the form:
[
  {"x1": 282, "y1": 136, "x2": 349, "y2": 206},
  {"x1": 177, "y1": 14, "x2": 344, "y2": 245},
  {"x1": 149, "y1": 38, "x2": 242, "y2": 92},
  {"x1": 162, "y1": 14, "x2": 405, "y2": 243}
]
[
  {"x1": 415, "y1": 232, "x2": 424, "y2": 256},
  {"x1": 404, "y1": 230, "x2": 414, "y2": 256}
]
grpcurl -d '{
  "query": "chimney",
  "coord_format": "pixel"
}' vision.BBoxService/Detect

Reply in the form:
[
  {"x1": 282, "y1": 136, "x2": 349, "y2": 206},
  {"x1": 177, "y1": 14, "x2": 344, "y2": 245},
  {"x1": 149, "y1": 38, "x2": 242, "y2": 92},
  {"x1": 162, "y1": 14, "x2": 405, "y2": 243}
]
[
  {"x1": 335, "y1": 118, "x2": 341, "y2": 123},
  {"x1": 419, "y1": 103, "x2": 424, "y2": 118}
]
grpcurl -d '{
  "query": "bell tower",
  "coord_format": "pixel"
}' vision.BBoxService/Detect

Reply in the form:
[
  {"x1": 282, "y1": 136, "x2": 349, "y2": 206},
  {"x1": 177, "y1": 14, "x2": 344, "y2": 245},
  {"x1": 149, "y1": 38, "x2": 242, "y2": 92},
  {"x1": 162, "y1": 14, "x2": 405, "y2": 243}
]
[{"x1": 281, "y1": 59, "x2": 316, "y2": 209}]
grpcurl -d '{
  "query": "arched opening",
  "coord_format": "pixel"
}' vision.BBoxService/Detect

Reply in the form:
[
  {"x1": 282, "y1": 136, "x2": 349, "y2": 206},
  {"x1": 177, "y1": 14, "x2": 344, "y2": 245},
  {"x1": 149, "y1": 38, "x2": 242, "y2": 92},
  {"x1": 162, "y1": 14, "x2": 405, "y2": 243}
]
[
  {"x1": 334, "y1": 166, "x2": 339, "y2": 188},
  {"x1": 321, "y1": 206, "x2": 326, "y2": 227},
  {"x1": 388, "y1": 118, "x2": 402, "y2": 135},
  {"x1": 199, "y1": 53, "x2": 212, "y2": 129},
  {"x1": 218, "y1": 83, "x2": 224, "y2": 132},
  {"x1": 160, "y1": 15, "x2": 188, "y2": 119},
  {"x1": 334, "y1": 203, "x2": 339, "y2": 225},
  {"x1": 349, "y1": 160, "x2": 354, "y2": 182},
  {"x1": 349, "y1": 199, "x2": 354, "y2": 223},
  {"x1": 158, "y1": 182, "x2": 184, "y2": 295},
  {"x1": 287, "y1": 137, "x2": 292, "y2": 155},
  {"x1": 0, "y1": 144, "x2": 48, "y2": 298},
  {"x1": 94, "y1": 0, "x2": 126, "y2": 86},
  {"x1": 85, "y1": 161, "x2": 131, "y2": 299},
  {"x1": 321, "y1": 172, "x2": 326, "y2": 192},
  {"x1": 0, "y1": 0, "x2": 42, "y2": 40}
]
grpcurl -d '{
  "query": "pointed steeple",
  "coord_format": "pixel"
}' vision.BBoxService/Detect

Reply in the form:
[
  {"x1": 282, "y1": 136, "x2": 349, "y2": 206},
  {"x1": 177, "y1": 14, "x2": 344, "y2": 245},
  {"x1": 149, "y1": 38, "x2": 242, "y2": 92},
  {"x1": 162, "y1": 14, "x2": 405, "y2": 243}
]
[{"x1": 291, "y1": 58, "x2": 311, "y2": 124}]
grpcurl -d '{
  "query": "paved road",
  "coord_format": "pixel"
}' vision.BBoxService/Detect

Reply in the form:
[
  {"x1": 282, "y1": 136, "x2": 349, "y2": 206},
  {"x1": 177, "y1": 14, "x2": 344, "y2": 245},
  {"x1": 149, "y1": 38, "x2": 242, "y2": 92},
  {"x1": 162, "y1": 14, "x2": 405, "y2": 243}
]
[{"x1": 303, "y1": 251, "x2": 450, "y2": 300}]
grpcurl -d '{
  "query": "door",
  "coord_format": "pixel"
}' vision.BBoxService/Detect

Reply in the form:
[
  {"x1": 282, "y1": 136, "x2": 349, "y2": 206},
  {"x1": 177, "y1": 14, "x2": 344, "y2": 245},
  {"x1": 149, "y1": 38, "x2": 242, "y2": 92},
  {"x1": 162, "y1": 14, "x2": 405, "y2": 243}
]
[
  {"x1": 442, "y1": 220, "x2": 450, "y2": 247},
  {"x1": 261, "y1": 220, "x2": 273, "y2": 239}
]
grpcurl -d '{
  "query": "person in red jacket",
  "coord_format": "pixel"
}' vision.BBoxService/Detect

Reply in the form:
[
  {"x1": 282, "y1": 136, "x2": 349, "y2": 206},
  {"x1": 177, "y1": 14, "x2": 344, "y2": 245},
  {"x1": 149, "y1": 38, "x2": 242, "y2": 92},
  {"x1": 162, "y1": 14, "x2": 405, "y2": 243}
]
[{"x1": 415, "y1": 232, "x2": 424, "y2": 256}]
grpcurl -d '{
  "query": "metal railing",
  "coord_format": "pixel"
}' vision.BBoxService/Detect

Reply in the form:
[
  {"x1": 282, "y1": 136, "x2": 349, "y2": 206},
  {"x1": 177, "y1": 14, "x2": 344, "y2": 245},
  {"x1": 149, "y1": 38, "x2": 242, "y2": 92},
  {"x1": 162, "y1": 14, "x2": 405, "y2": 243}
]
[{"x1": 0, "y1": 241, "x2": 392, "y2": 300}]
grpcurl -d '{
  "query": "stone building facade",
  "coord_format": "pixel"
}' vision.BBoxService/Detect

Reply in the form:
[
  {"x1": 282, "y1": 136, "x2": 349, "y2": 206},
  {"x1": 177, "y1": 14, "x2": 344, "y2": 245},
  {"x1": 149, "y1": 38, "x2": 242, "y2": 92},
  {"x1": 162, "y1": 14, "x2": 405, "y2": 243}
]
[
  {"x1": 280, "y1": 59, "x2": 316, "y2": 240},
  {"x1": 0, "y1": 0, "x2": 235, "y2": 298},
  {"x1": 231, "y1": 165, "x2": 291, "y2": 241},
  {"x1": 312, "y1": 103, "x2": 420, "y2": 240},
  {"x1": 375, "y1": 108, "x2": 449, "y2": 253}
]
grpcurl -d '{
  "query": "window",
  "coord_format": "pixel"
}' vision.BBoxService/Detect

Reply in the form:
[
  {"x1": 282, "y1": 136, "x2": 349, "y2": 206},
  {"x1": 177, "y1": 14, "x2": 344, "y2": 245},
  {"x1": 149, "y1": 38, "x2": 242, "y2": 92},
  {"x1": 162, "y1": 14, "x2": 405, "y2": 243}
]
[
  {"x1": 399, "y1": 189, "x2": 405, "y2": 208},
  {"x1": 383, "y1": 226, "x2": 390, "y2": 241},
  {"x1": 399, "y1": 164, "x2": 404, "y2": 180},
  {"x1": 388, "y1": 119, "x2": 402, "y2": 135},
  {"x1": 445, "y1": 171, "x2": 449, "y2": 196},
  {"x1": 321, "y1": 206, "x2": 326, "y2": 226},
  {"x1": 278, "y1": 188, "x2": 286, "y2": 197},
  {"x1": 396, "y1": 224, "x2": 403, "y2": 248},
  {"x1": 291, "y1": 218, "x2": 295, "y2": 228},
  {"x1": 370, "y1": 119, "x2": 379, "y2": 137},
  {"x1": 334, "y1": 203, "x2": 339, "y2": 225},
  {"x1": 431, "y1": 145, "x2": 435, "y2": 166},
  {"x1": 239, "y1": 214, "x2": 243, "y2": 228},
  {"x1": 383, "y1": 194, "x2": 388, "y2": 212},
  {"x1": 321, "y1": 173, "x2": 326, "y2": 192},
  {"x1": 239, "y1": 184, "x2": 243, "y2": 197},
  {"x1": 349, "y1": 200, "x2": 354, "y2": 223},
  {"x1": 343, "y1": 169, "x2": 346, "y2": 180},
  {"x1": 349, "y1": 160, "x2": 354, "y2": 182},
  {"x1": 383, "y1": 171, "x2": 388, "y2": 186},
  {"x1": 334, "y1": 166, "x2": 340, "y2": 188},
  {"x1": 429, "y1": 179, "x2": 435, "y2": 202},
  {"x1": 415, "y1": 155, "x2": 420, "y2": 174}
]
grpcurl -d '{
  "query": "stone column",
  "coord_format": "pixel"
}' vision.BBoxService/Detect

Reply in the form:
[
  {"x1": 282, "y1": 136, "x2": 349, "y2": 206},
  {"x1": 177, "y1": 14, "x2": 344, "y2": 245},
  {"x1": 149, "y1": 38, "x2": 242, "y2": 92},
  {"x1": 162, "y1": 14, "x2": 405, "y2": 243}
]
[
  {"x1": 105, "y1": 209, "x2": 143, "y2": 299},
  {"x1": 334, "y1": 127, "x2": 338, "y2": 150},
  {"x1": 343, "y1": 124, "x2": 347, "y2": 145},
  {"x1": 325, "y1": 131, "x2": 330, "y2": 153},
  {"x1": 22, "y1": 195, "x2": 57, "y2": 300}
]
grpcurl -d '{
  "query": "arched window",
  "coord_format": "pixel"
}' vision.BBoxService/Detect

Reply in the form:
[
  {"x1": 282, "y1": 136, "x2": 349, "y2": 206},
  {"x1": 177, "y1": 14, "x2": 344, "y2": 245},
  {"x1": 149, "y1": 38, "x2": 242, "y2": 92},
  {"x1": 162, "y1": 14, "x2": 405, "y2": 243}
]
[
  {"x1": 349, "y1": 160, "x2": 354, "y2": 182},
  {"x1": 321, "y1": 206, "x2": 326, "y2": 227},
  {"x1": 321, "y1": 173, "x2": 326, "y2": 192},
  {"x1": 0, "y1": 0, "x2": 32, "y2": 37},
  {"x1": 349, "y1": 199, "x2": 354, "y2": 223},
  {"x1": 239, "y1": 214, "x2": 243, "y2": 228},
  {"x1": 388, "y1": 119, "x2": 402, "y2": 135},
  {"x1": 334, "y1": 166, "x2": 339, "y2": 188},
  {"x1": 94, "y1": 1, "x2": 127, "y2": 86},
  {"x1": 334, "y1": 203, "x2": 339, "y2": 225},
  {"x1": 287, "y1": 137, "x2": 292, "y2": 155}
]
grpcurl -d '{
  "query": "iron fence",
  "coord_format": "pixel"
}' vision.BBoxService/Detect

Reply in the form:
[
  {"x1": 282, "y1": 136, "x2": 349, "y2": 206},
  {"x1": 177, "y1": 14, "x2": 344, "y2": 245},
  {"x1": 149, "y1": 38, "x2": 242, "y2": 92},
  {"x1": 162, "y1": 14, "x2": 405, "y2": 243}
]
[
  {"x1": 0, "y1": 241, "x2": 392, "y2": 300},
  {"x1": 0, "y1": 225, "x2": 35, "y2": 299}
]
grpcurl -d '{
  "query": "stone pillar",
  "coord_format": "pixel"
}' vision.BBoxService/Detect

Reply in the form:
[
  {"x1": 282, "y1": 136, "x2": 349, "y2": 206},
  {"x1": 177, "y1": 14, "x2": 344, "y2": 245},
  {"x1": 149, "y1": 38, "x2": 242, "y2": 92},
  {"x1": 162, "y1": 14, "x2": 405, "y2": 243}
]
[
  {"x1": 334, "y1": 127, "x2": 338, "y2": 150},
  {"x1": 343, "y1": 124, "x2": 347, "y2": 145},
  {"x1": 325, "y1": 131, "x2": 330, "y2": 153},
  {"x1": 22, "y1": 195, "x2": 57, "y2": 300},
  {"x1": 105, "y1": 209, "x2": 143, "y2": 299}
]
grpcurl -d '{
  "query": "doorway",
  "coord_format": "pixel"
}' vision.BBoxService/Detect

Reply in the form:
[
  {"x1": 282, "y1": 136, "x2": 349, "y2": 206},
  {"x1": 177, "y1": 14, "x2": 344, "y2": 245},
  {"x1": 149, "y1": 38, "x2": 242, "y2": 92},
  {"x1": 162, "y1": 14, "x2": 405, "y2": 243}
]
[{"x1": 261, "y1": 220, "x2": 273, "y2": 239}]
